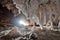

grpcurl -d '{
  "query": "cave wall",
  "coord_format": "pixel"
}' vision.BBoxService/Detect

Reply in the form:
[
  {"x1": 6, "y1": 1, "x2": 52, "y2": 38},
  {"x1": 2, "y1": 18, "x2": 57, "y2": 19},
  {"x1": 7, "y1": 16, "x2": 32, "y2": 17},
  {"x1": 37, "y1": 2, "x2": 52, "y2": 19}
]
[{"x1": 13, "y1": 0, "x2": 60, "y2": 25}]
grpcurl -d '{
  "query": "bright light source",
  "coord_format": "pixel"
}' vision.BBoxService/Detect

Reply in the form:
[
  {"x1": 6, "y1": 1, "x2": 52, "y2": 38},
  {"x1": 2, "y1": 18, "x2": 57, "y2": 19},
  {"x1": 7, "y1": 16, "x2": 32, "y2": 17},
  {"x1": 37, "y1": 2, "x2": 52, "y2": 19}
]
[
  {"x1": 19, "y1": 20, "x2": 27, "y2": 26},
  {"x1": 19, "y1": 20, "x2": 30, "y2": 26}
]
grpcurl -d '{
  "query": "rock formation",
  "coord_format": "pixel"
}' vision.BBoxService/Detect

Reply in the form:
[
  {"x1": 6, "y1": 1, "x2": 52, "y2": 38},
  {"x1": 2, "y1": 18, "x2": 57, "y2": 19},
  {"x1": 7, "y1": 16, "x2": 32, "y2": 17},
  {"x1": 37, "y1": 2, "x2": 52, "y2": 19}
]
[{"x1": 0, "y1": 0, "x2": 60, "y2": 40}]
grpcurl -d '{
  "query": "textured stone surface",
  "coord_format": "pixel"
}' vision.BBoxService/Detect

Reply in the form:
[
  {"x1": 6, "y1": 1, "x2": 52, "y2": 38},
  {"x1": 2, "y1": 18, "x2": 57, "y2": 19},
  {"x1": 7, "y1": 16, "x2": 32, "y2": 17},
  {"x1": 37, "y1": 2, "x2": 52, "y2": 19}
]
[
  {"x1": 13, "y1": 0, "x2": 60, "y2": 25},
  {"x1": 0, "y1": 0, "x2": 60, "y2": 40}
]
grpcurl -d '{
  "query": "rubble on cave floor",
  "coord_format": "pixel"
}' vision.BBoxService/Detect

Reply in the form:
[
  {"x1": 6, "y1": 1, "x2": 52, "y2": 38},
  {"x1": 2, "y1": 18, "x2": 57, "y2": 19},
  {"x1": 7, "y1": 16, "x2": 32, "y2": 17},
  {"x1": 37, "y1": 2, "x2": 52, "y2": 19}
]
[{"x1": 0, "y1": 26, "x2": 60, "y2": 40}]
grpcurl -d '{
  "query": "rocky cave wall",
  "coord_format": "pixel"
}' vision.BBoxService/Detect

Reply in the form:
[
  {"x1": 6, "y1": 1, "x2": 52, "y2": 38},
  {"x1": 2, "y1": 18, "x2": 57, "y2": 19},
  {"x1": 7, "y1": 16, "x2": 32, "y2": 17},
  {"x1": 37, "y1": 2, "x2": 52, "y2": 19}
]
[{"x1": 13, "y1": 0, "x2": 60, "y2": 25}]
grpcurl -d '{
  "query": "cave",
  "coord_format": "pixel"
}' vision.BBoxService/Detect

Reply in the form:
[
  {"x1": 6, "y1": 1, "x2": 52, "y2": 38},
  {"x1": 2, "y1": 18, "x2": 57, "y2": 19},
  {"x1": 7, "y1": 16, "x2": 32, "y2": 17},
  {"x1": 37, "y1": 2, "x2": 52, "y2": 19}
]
[{"x1": 0, "y1": 0, "x2": 60, "y2": 40}]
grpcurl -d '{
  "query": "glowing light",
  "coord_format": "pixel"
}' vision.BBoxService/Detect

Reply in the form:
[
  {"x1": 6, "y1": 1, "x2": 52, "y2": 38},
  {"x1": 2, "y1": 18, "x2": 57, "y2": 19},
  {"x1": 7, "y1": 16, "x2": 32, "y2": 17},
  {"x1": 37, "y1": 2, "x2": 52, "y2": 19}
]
[
  {"x1": 19, "y1": 20, "x2": 30, "y2": 26},
  {"x1": 19, "y1": 20, "x2": 26, "y2": 26}
]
